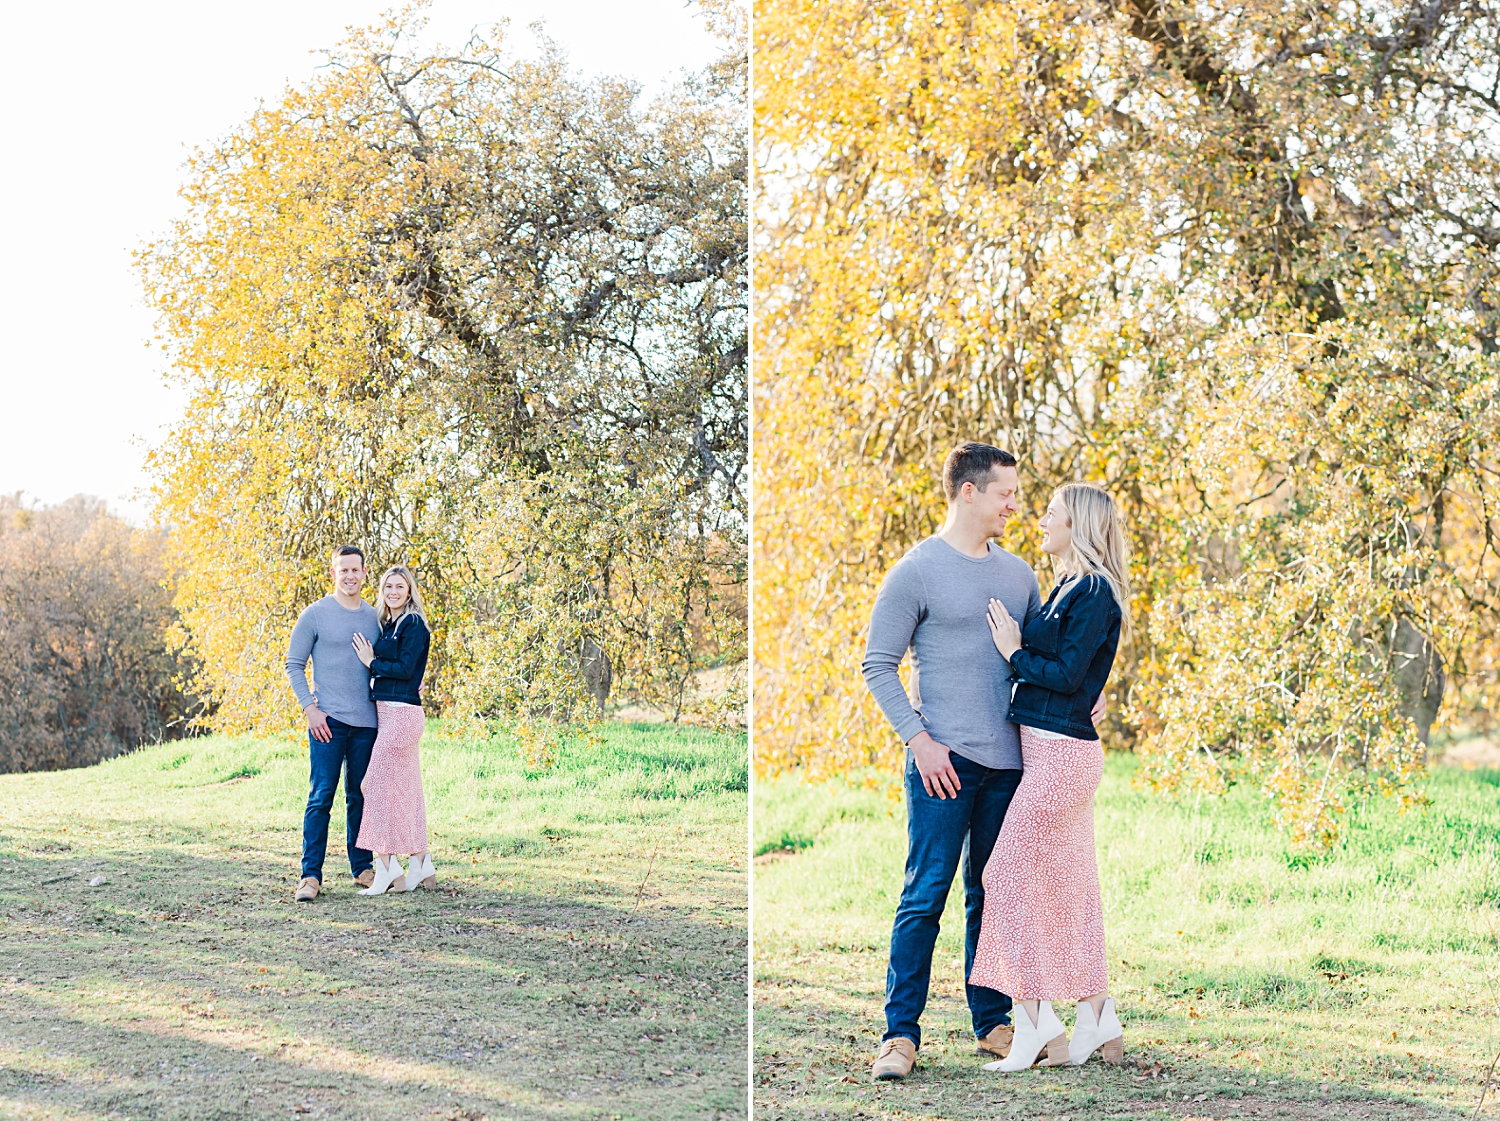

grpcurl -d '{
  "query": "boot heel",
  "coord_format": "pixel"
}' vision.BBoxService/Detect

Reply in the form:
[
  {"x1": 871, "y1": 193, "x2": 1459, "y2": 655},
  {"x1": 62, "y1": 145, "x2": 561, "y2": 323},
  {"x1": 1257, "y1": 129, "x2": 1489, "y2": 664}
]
[
  {"x1": 1100, "y1": 1036, "x2": 1124, "y2": 1064},
  {"x1": 1041, "y1": 1033, "x2": 1069, "y2": 1066}
]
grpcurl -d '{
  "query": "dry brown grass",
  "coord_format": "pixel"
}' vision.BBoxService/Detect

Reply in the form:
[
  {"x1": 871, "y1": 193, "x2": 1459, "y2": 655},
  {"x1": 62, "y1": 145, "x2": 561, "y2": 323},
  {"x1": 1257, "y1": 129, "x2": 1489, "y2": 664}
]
[{"x1": 0, "y1": 722, "x2": 747, "y2": 1120}]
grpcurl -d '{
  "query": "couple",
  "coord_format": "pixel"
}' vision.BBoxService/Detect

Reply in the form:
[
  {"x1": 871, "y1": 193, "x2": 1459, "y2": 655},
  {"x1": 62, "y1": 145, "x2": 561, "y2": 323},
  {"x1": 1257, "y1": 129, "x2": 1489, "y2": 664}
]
[
  {"x1": 285, "y1": 545, "x2": 437, "y2": 901},
  {"x1": 862, "y1": 442, "x2": 1129, "y2": 1079}
]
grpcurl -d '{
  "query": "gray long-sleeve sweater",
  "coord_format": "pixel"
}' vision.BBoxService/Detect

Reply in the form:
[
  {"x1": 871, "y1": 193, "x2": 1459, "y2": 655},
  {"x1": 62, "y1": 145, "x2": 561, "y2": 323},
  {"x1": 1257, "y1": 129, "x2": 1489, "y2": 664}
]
[
  {"x1": 285, "y1": 595, "x2": 381, "y2": 729},
  {"x1": 861, "y1": 536, "x2": 1042, "y2": 770}
]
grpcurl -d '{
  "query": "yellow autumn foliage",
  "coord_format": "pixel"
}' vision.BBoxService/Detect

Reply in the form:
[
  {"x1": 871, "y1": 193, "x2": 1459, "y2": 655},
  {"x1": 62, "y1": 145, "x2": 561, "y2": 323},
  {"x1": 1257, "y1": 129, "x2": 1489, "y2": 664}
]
[
  {"x1": 753, "y1": 0, "x2": 1500, "y2": 845},
  {"x1": 142, "y1": 6, "x2": 746, "y2": 740}
]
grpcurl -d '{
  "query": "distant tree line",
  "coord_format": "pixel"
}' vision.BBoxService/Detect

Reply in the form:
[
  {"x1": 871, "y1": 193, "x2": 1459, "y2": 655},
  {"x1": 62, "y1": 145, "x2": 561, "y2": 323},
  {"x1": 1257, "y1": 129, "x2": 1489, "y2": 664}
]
[{"x1": 0, "y1": 495, "x2": 198, "y2": 772}]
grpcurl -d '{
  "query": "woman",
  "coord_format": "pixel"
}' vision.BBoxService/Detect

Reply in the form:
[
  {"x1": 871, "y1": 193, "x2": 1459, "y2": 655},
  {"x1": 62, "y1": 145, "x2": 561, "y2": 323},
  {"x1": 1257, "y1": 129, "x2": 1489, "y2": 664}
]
[
  {"x1": 351, "y1": 565, "x2": 436, "y2": 895},
  {"x1": 969, "y1": 482, "x2": 1129, "y2": 1071}
]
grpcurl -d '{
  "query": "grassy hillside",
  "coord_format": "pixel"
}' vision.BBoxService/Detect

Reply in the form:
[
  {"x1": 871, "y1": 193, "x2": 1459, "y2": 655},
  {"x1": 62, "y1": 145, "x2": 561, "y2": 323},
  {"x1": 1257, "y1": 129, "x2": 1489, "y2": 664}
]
[
  {"x1": 753, "y1": 754, "x2": 1500, "y2": 1120},
  {"x1": 0, "y1": 722, "x2": 748, "y2": 1121}
]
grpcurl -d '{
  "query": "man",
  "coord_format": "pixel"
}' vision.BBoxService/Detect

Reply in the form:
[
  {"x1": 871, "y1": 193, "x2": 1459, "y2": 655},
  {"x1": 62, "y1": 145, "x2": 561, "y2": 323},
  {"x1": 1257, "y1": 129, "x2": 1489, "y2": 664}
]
[
  {"x1": 286, "y1": 545, "x2": 382, "y2": 902},
  {"x1": 862, "y1": 442, "x2": 1102, "y2": 1081}
]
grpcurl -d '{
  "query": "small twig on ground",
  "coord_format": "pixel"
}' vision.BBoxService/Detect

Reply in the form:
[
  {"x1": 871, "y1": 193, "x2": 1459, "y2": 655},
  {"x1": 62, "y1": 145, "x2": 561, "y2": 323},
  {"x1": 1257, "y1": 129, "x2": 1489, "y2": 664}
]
[
  {"x1": 39, "y1": 873, "x2": 76, "y2": 885},
  {"x1": 1476, "y1": 1050, "x2": 1500, "y2": 1119},
  {"x1": 632, "y1": 831, "x2": 664, "y2": 913}
]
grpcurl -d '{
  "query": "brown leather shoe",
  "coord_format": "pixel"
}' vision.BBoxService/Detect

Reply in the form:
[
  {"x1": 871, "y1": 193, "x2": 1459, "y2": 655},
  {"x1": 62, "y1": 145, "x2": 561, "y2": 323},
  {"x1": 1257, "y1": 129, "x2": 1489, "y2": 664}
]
[
  {"x1": 977, "y1": 1023, "x2": 1014, "y2": 1059},
  {"x1": 294, "y1": 877, "x2": 320, "y2": 902},
  {"x1": 354, "y1": 869, "x2": 375, "y2": 889},
  {"x1": 871, "y1": 1037, "x2": 916, "y2": 1081}
]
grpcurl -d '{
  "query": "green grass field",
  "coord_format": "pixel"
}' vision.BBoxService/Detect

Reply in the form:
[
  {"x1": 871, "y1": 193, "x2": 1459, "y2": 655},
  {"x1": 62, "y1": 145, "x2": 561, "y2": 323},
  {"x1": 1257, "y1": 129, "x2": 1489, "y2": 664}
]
[
  {"x1": 753, "y1": 754, "x2": 1500, "y2": 1120},
  {"x1": 0, "y1": 722, "x2": 748, "y2": 1121}
]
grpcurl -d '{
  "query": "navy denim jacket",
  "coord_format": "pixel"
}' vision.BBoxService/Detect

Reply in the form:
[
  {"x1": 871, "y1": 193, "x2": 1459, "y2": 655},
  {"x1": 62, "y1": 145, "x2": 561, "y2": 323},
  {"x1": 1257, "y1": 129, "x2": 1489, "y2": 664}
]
[
  {"x1": 1006, "y1": 574, "x2": 1120, "y2": 741},
  {"x1": 368, "y1": 612, "x2": 429, "y2": 706}
]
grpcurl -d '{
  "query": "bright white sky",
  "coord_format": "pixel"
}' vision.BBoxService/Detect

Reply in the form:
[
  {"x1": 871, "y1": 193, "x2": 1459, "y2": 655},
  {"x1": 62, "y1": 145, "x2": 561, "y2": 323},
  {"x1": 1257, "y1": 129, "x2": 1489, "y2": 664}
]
[{"x1": 1, "y1": 1, "x2": 722, "y2": 524}]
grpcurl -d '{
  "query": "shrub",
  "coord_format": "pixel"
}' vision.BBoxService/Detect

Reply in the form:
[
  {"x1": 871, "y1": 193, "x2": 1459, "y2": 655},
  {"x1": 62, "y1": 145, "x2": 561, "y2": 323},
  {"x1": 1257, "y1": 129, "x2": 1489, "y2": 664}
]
[{"x1": 0, "y1": 495, "x2": 198, "y2": 771}]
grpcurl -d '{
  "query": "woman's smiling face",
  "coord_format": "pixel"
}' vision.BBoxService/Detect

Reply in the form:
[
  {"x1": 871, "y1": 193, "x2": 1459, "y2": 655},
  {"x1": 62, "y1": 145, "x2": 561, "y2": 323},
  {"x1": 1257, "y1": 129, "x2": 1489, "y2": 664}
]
[
  {"x1": 1039, "y1": 494, "x2": 1072, "y2": 557},
  {"x1": 382, "y1": 574, "x2": 410, "y2": 611}
]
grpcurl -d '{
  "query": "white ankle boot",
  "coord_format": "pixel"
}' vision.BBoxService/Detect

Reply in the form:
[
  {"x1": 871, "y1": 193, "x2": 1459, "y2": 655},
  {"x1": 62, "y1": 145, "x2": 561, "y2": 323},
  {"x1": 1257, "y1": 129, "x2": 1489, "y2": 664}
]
[
  {"x1": 405, "y1": 853, "x2": 436, "y2": 891},
  {"x1": 1068, "y1": 998, "x2": 1124, "y2": 1065},
  {"x1": 983, "y1": 1001, "x2": 1068, "y2": 1072},
  {"x1": 359, "y1": 855, "x2": 406, "y2": 895}
]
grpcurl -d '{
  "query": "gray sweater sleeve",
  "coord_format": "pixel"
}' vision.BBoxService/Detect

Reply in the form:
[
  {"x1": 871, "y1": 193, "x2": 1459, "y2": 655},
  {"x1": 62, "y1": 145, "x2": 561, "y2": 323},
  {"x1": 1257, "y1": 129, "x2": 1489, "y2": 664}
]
[
  {"x1": 285, "y1": 605, "x2": 318, "y2": 711},
  {"x1": 861, "y1": 559, "x2": 928, "y2": 745}
]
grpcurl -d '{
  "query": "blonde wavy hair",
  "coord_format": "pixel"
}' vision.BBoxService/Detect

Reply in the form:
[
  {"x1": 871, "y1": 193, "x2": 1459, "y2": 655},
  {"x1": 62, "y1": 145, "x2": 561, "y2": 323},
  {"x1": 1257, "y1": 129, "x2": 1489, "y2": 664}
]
[
  {"x1": 1051, "y1": 483, "x2": 1132, "y2": 642},
  {"x1": 375, "y1": 565, "x2": 428, "y2": 630}
]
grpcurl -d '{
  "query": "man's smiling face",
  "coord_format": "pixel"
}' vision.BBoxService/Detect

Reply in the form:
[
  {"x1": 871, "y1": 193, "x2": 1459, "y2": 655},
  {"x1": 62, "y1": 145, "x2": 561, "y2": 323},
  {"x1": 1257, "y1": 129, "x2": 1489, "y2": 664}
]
[
  {"x1": 972, "y1": 465, "x2": 1020, "y2": 537},
  {"x1": 332, "y1": 554, "x2": 366, "y2": 597}
]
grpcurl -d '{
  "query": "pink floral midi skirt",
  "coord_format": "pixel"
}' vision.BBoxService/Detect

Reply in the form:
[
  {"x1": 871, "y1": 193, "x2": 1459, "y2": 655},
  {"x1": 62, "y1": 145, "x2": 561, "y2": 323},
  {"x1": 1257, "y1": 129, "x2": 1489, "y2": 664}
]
[
  {"x1": 356, "y1": 702, "x2": 428, "y2": 855},
  {"x1": 969, "y1": 725, "x2": 1108, "y2": 1000}
]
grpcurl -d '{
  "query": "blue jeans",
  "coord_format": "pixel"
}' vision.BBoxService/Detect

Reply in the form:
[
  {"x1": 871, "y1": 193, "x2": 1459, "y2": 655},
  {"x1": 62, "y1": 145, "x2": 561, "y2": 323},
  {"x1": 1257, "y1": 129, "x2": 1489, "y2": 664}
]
[
  {"x1": 300, "y1": 717, "x2": 377, "y2": 882},
  {"x1": 884, "y1": 748, "x2": 1023, "y2": 1048}
]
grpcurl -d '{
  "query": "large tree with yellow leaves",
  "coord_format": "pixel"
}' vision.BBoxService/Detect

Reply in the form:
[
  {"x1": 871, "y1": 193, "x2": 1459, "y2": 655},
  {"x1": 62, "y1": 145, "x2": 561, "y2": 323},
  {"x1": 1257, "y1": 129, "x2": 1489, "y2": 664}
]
[
  {"x1": 144, "y1": 8, "x2": 746, "y2": 738},
  {"x1": 754, "y1": 0, "x2": 1500, "y2": 845}
]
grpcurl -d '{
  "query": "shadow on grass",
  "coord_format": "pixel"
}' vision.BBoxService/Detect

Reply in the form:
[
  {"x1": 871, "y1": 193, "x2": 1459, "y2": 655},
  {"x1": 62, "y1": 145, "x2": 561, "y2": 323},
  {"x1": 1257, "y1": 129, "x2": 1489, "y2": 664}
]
[
  {"x1": 1, "y1": 836, "x2": 746, "y2": 1121},
  {"x1": 753, "y1": 983, "x2": 1460, "y2": 1121},
  {"x1": 2, "y1": 997, "x2": 560, "y2": 1121}
]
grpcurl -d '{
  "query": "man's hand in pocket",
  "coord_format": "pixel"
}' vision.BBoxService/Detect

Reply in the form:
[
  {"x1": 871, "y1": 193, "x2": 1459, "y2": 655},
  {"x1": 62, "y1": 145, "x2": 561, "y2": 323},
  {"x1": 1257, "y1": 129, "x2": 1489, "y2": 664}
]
[
  {"x1": 909, "y1": 731, "x2": 961, "y2": 799},
  {"x1": 305, "y1": 704, "x2": 332, "y2": 743}
]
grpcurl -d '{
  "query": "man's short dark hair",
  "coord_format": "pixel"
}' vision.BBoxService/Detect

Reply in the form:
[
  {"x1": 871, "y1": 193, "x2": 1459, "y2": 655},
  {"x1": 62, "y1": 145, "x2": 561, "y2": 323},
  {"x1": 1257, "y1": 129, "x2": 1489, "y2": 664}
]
[
  {"x1": 331, "y1": 545, "x2": 365, "y2": 565},
  {"x1": 942, "y1": 442, "x2": 1017, "y2": 500}
]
